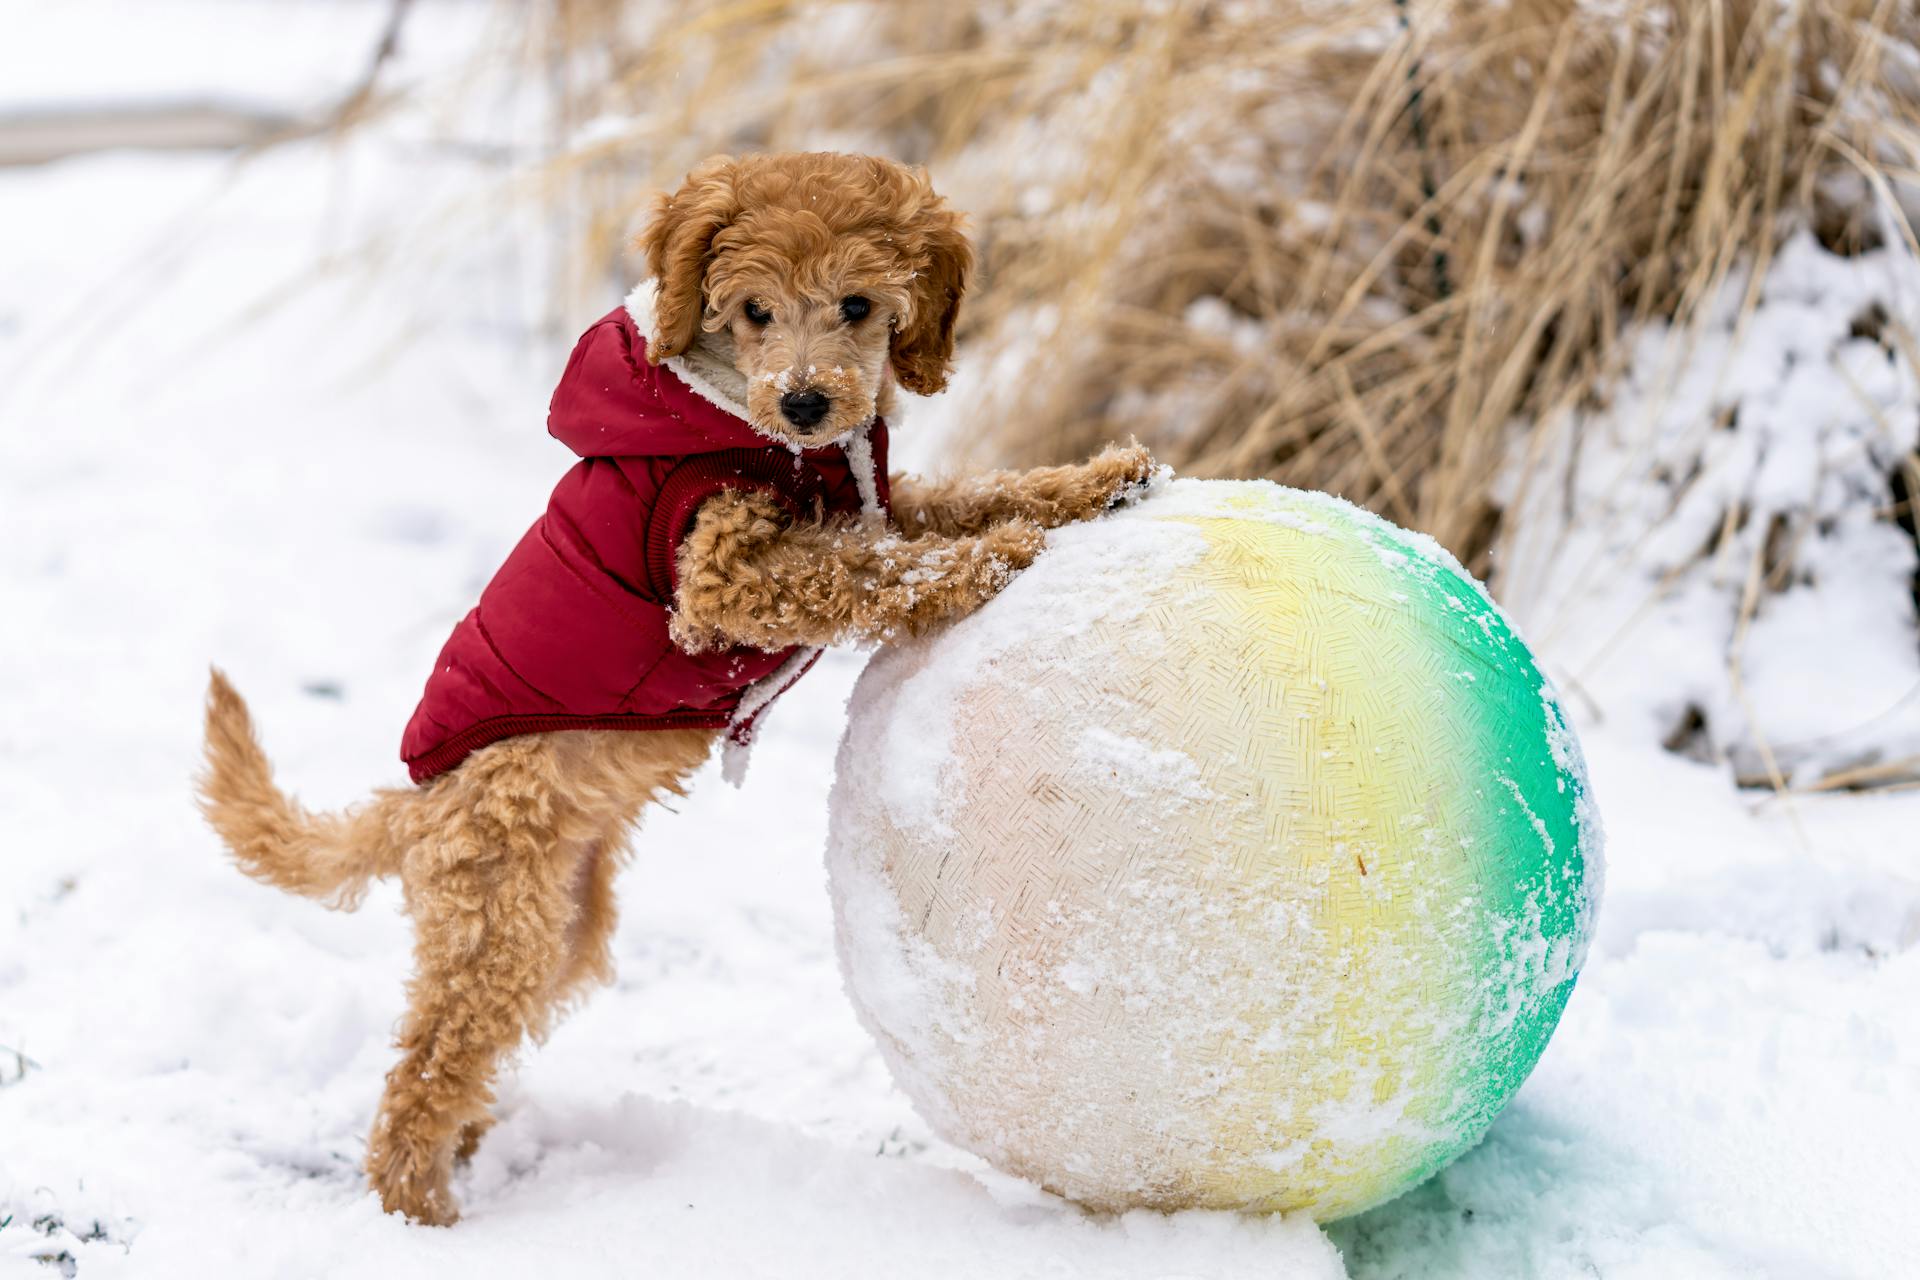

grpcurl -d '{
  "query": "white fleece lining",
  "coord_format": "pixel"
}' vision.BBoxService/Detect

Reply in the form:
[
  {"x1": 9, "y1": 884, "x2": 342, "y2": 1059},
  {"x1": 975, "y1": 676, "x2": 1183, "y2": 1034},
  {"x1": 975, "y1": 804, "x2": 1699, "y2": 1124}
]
[
  {"x1": 626, "y1": 277, "x2": 888, "y2": 784},
  {"x1": 624, "y1": 281, "x2": 891, "y2": 485},
  {"x1": 721, "y1": 419, "x2": 875, "y2": 787},
  {"x1": 718, "y1": 417, "x2": 872, "y2": 782},
  {"x1": 845, "y1": 425, "x2": 882, "y2": 519},
  {"x1": 720, "y1": 645, "x2": 821, "y2": 787},
  {"x1": 624, "y1": 279, "x2": 754, "y2": 420}
]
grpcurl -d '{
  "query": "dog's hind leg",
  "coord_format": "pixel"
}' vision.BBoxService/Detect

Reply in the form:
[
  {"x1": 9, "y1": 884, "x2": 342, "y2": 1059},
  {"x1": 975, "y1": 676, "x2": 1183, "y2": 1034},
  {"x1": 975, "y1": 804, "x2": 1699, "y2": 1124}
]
[
  {"x1": 363, "y1": 737, "x2": 586, "y2": 1226},
  {"x1": 415, "y1": 730, "x2": 716, "y2": 1183},
  {"x1": 551, "y1": 835, "x2": 623, "y2": 1000},
  {"x1": 544, "y1": 729, "x2": 714, "y2": 1010},
  {"x1": 450, "y1": 1116, "x2": 493, "y2": 1167},
  {"x1": 439, "y1": 831, "x2": 620, "y2": 1179}
]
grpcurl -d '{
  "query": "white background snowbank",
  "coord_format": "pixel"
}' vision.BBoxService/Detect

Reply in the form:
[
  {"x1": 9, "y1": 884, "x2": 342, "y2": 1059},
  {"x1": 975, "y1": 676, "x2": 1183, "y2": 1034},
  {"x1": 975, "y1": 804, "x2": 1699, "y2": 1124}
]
[
  {"x1": 1502, "y1": 233, "x2": 1920, "y2": 789},
  {"x1": 2, "y1": 5, "x2": 1917, "y2": 1276}
]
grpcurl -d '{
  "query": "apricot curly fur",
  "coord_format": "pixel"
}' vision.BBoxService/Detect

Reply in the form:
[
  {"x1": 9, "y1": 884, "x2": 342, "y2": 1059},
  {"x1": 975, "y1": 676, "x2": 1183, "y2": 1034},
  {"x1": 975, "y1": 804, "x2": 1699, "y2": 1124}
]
[
  {"x1": 887, "y1": 440, "x2": 1156, "y2": 537},
  {"x1": 638, "y1": 152, "x2": 973, "y2": 425},
  {"x1": 669, "y1": 491, "x2": 1048, "y2": 652},
  {"x1": 200, "y1": 680, "x2": 714, "y2": 1226},
  {"x1": 196, "y1": 150, "x2": 1156, "y2": 1227},
  {"x1": 637, "y1": 154, "x2": 740, "y2": 362}
]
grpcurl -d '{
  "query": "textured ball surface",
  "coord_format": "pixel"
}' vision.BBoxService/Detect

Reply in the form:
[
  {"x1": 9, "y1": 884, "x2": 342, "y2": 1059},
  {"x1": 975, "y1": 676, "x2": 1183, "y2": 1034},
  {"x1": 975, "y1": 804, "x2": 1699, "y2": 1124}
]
[{"x1": 827, "y1": 478, "x2": 1602, "y2": 1220}]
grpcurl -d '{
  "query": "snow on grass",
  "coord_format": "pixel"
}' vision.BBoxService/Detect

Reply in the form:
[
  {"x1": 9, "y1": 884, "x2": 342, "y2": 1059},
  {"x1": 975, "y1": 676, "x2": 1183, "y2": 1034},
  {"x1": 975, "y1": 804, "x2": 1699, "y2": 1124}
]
[{"x1": 1499, "y1": 231, "x2": 1920, "y2": 788}]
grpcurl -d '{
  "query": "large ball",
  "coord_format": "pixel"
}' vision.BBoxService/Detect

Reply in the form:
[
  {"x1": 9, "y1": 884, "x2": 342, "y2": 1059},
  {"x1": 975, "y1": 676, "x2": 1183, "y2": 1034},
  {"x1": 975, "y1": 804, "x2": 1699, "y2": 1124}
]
[{"x1": 827, "y1": 478, "x2": 1603, "y2": 1220}]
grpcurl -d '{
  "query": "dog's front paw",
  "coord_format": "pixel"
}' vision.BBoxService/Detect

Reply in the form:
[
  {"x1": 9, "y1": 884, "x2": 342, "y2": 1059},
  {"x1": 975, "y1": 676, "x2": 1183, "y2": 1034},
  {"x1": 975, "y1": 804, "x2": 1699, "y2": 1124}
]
[
  {"x1": 667, "y1": 608, "x2": 722, "y2": 655},
  {"x1": 1086, "y1": 439, "x2": 1159, "y2": 510}
]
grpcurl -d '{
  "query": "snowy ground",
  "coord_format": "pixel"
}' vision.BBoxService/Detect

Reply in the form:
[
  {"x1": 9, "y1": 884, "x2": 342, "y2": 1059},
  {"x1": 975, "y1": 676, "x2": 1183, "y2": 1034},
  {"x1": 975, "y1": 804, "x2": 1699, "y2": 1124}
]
[{"x1": 4, "y1": 7, "x2": 1919, "y2": 1277}]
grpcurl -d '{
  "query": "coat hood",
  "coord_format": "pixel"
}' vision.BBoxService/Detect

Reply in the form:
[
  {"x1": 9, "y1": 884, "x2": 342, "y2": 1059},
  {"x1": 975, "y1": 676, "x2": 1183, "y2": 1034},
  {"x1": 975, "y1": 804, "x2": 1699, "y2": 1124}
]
[
  {"x1": 406, "y1": 287, "x2": 894, "y2": 783},
  {"x1": 545, "y1": 281, "x2": 778, "y2": 459}
]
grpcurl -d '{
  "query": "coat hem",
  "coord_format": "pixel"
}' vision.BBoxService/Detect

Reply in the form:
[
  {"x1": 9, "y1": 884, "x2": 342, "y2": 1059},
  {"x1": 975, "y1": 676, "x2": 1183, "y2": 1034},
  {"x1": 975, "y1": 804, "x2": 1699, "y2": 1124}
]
[{"x1": 406, "y1": 711, "x2": 728, "y2": 785}]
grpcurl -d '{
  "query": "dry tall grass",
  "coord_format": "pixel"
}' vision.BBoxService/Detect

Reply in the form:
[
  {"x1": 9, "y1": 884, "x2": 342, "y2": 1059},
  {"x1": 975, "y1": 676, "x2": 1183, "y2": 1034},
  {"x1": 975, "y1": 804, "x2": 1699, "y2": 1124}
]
[{"x1": 498, "y1": 0, "x2": 1919, "y2": 568}]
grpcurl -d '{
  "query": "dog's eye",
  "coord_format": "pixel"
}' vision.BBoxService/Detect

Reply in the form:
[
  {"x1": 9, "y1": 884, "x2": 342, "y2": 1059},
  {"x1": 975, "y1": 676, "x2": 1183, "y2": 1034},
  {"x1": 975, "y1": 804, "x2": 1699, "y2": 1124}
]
[
  {"x1": 839, "y1": 295, "x2": 871, "y2": 324},
  {"x1": 744, "y1": 301, "x2": 772, "y2": 326}
]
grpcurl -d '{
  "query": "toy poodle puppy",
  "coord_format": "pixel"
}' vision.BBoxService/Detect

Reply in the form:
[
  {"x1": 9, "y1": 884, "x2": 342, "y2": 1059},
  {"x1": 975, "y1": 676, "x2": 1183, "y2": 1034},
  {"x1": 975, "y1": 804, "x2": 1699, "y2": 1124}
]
[{"x1": 197, "y1": 151, "x2": 1153, "y2": 1225}]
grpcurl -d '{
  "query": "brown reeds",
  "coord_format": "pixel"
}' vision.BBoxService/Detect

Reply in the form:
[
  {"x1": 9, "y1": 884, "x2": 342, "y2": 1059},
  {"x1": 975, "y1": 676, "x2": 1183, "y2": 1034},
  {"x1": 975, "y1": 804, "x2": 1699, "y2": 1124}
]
[{"x1": 487, "y1": 0, "x2": 1919, "y2": 567}]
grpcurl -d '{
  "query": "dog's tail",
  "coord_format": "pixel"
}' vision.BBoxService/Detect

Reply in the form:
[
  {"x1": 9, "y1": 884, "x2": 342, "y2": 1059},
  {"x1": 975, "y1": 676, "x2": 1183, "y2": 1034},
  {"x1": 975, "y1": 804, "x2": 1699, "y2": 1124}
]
[{"x1": 196, "y1": 668, "x2": 410, "y2": 907}]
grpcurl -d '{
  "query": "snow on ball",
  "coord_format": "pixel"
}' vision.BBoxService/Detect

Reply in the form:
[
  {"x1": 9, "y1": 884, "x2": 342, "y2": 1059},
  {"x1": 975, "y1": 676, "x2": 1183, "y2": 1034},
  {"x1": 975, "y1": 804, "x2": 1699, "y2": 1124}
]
[{"x1": 826, "y1": 478, "x2": 1603, "y2": 1220}]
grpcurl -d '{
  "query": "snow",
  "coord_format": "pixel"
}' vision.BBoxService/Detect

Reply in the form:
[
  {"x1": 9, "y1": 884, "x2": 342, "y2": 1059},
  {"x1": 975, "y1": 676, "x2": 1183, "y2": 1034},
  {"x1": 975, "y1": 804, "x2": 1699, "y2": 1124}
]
[
  {"x1": 2, "y1": 6, "x2": 1918, "y2": 1276},
  {"x1": 1073, "y1": 726, "x2": 1211, "y2": 803},
  {"x1": 1500, "y1": 232, "x2": 1920, "y2": 787},
  {"x1": 0, "y1": 2, "x2": 410, "y2": 114}
]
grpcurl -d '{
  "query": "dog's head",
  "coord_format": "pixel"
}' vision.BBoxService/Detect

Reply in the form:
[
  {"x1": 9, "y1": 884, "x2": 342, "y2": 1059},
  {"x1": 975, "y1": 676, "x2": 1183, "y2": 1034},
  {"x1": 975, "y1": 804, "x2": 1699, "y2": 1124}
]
[{"x1": 638, "y1": 152, "x2": 973, "y2": 447}]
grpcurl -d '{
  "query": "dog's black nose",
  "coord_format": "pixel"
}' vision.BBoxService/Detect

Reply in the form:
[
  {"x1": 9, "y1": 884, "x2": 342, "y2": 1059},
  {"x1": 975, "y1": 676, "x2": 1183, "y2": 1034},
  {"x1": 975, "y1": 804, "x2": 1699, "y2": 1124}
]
[{"x1": 779, "y1": 389, "x2": 830, "y2": 429}]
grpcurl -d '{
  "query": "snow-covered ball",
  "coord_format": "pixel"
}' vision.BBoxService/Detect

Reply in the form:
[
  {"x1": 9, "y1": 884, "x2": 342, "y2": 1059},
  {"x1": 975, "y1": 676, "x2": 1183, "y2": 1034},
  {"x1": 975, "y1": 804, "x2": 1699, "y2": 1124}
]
[{"x1": 827, "y1": 478, "x2": 1603, "y2": 1220}]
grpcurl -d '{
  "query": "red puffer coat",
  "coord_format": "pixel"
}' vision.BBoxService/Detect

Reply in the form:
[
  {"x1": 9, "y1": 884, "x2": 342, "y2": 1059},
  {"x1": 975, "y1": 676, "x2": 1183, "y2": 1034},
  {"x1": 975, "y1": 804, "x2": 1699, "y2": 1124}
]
[{"x1": 399, "y1": 289, "x2": 890, "y2": 784}]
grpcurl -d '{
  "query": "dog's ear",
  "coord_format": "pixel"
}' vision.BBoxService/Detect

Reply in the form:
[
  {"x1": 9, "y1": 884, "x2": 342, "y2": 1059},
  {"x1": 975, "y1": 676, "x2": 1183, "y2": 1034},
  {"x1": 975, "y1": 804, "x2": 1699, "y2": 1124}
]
[
  {"x1": 889, "y1": 194, "x2": 974, "y2": 396},
  {"x1": 637, "y1": 156, "x2": 739, "y2": 363}
]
